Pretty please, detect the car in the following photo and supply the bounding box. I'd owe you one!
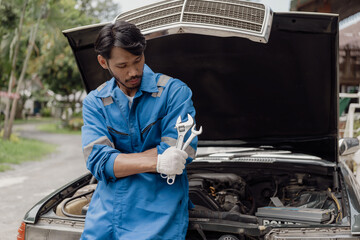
[17,0,360,239]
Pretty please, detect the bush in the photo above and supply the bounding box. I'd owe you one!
[68,117,83,130]
[41,107,52,117]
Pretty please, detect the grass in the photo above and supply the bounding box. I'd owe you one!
[0,137,56,172]
[13,117,54,125]
[0,117,81,172]
[37,122,81,135]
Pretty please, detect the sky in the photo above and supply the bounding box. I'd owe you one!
[117,0,292,13]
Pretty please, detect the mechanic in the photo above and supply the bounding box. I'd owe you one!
[80,20,197,239]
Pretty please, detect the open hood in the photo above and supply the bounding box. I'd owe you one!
[63,2,339,162]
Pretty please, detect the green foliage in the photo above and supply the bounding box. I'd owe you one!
[0,130,20,143]
[1,0,119,98]
[72,111,82,118]
[0,1,18,36]
[0,136,56,172]
[40,107,52,117]
[30,0,98,97]
[0,0,119,139]
[68,117,83,130]
[0,1,19,89]
[77,0,120,22]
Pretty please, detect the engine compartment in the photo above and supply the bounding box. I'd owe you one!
[55,163,343,231]
[188,171,341,226]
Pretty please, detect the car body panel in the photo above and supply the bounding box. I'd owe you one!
[339,161,360,233]
[23,173,91,224]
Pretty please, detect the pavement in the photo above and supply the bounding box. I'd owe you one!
[0,122,88,240]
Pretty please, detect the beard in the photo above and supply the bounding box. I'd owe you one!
[115,75,142,90]
[107,66,142,90]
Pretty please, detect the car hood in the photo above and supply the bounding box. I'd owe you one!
[63,10,339,162]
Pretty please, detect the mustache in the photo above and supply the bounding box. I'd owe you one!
[125,75,142,82]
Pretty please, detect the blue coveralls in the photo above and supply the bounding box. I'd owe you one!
[81,64,197,240]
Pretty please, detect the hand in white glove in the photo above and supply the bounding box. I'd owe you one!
[157,146,188,175]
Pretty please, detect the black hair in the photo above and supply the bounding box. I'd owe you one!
[94,21,146,59]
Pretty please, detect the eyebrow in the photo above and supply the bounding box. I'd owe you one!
[114,55,142,66]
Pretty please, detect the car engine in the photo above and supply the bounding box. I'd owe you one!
[56,170,341,228]
[187,171,341,226]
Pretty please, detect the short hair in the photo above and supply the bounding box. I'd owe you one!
[94,21,146,59]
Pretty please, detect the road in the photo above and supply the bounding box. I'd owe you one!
[0,122,88,240]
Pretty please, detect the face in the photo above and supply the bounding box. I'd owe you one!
[98,47,145,96]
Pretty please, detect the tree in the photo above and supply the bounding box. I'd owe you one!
[77,0,120,22]
[33,0,98,124]
[0,1,18,88]
[1,0,119,140]
[2,0,37,140]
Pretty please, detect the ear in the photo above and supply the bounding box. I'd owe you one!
[97,55,109,69]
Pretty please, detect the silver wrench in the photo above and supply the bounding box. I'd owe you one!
[182,124,203,151]
[175,114,194,149]
[162,114,194,185]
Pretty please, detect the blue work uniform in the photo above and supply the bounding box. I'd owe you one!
[81,64,197,240]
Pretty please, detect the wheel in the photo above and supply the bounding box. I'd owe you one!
[218,235,239,240]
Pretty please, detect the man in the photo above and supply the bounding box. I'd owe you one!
[81,20,197,239]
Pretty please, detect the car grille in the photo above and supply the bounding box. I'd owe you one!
[117,1,183,29]
[183,0,264,32]
[116,0,272,43]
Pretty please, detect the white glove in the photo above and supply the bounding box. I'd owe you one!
[157,146,188,175]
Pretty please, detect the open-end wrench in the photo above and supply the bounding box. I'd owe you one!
[163,114,194,185]
[175,114,194,150]
[182,124,203,151]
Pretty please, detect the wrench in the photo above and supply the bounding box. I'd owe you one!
[182,124,203,151]
[162,114,194,185]
[175,114,194,149]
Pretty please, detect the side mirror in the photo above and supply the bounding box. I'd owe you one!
[339,137,360,156]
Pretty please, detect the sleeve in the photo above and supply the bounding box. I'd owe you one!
[157,81,198,164]
[81,95,120,183]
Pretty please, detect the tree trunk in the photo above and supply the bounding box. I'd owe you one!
[3,0,28,140]
[3,3,42,139]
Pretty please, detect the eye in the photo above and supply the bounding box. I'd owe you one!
[135,55,143,63]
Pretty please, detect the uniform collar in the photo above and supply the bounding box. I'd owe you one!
[139,64,158,94]
[95,64,159,98]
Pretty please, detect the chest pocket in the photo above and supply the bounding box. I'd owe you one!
[102,96,131,152]
[141,74,171,143]
[107,126,131,152]
[141,117,163,142]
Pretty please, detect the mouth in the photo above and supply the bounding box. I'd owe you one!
[127,77,141,85]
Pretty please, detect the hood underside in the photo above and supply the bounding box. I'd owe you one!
[63,3,339,162]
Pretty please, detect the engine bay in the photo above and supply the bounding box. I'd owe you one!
[55,163,343,231]
[187,171,341,226]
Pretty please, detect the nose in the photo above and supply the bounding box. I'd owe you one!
[128,66,139,78]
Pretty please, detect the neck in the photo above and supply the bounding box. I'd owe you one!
[116,81,137,97]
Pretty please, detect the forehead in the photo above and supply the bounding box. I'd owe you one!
[109,47,139,63]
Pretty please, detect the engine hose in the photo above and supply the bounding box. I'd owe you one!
[325,212,335,224]
[222,186,256,215]
[327,188,342,222]
[189,207,258,224]
[61,189,95,218]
